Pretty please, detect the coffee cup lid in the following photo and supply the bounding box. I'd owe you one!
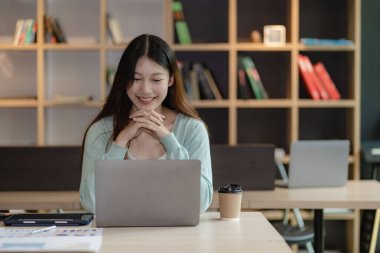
[218,184,242,193]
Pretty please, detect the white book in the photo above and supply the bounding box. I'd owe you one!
[107,17,124,44]
[13,19,25,45]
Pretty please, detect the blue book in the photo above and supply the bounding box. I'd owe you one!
[300,38,353,46]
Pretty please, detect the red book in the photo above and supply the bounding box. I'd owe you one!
[298,55,320,100]
[303,55,329,100]
[314,62,341,100]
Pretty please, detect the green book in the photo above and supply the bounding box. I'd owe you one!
[244,56,269,99]
[241,56,264,99]
[172,0,192,44]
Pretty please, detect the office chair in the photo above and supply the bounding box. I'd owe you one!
[361,143,380,253]
[272,148,315,253]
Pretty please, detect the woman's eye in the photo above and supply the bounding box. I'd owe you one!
[133,78,141,81]
[153,79,163,83]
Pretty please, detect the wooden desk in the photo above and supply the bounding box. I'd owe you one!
[97,212,292,253]
[0,191,81,210]
[3,180,380,252]
[210,180,380,253]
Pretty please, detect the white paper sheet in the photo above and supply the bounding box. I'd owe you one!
[0,228,102,252]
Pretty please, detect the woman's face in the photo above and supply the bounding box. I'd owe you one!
[127,56,173,113]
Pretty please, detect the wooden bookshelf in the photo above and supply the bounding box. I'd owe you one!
[0,0,360,251]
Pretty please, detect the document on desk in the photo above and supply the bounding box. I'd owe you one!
[0,228,102,252]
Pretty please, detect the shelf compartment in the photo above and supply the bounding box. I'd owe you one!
[107,0,165,44]
[237,0,291,43]
[299,0,350,41]
[0,51,37,99]
[0,0,37,44]
[237,108,290,152]
[45,107,99,145]
[0,108,37,145]
[175,51,229,99]
[237,51,291,99]
[298,51,353,100]
[173,0,228,44]
[298,108,352,142]
[45,0,100,44]
[44,51,101,101]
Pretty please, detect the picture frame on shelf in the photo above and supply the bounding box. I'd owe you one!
[263,25,286,46]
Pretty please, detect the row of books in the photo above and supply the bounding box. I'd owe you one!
[107,54,340,101]
[13,19,37,45]
[13,16,67,44]
[179,61,223,100]
[238,56,269,100]
[298,54,341,100]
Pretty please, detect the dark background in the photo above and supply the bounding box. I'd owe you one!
[361,0,380,147]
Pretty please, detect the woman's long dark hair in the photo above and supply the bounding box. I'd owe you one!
[82,34,200,151]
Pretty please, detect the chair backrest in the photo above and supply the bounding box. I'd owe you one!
[0,146,82,191]
[211,144,276,190]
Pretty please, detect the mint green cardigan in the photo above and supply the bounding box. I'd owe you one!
[80,113,213,214]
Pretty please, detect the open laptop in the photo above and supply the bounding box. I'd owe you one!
[211,144,276,190]
[95,160,200,227]
[277,140,350,188]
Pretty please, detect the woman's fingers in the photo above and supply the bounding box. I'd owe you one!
[130,110,165,125]
[150,110,165,123]
[133,117,159,132]
[129,110,148,119]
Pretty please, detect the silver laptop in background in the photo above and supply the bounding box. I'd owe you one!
[95,160,201,227]
[279,140,350,188]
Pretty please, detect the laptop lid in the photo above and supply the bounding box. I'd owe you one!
[0,146,81,191]
[95,160,200,227]
[211,144,276,190]
[287,140,349,188]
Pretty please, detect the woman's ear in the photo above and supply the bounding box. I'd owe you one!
[168,75,174,87]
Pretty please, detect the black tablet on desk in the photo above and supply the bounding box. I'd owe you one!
[3,213,93,226]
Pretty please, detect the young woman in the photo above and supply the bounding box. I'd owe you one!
[80,34,213,214]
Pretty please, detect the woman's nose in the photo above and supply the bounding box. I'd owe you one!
[140,81,151,93]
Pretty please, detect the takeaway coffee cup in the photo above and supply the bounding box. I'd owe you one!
[218,184,243,220]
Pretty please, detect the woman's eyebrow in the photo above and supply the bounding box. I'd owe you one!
[134,72,164,76]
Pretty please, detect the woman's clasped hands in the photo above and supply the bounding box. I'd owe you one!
[130,109,170,137]
[115,109,171,148]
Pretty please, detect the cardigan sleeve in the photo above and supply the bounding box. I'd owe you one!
[79,120,128,213]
